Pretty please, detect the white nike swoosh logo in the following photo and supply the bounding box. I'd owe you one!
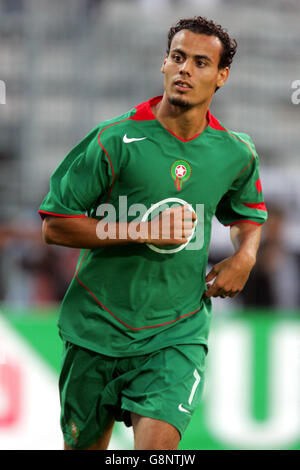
[123,134,147,143]
[178,404,191,414]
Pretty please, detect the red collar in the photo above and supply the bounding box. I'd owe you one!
[132,95,226,141]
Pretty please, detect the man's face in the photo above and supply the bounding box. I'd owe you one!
[161,29,229,109]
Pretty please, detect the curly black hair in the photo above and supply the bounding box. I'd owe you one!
[167,16,237,70]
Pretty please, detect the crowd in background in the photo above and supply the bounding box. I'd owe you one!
[0,213,80,309]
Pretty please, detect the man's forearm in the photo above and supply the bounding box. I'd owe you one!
[42,205,196,249]
[230,222,262,266]
[42,216,147,249]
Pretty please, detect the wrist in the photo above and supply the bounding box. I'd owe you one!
[234,249,256,268]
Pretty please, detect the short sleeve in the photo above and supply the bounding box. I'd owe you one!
[215,137,268,226]
[38,127,114,220]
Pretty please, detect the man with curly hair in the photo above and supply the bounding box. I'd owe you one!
[39,16,267,450]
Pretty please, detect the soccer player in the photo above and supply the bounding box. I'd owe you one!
[39,17,267,450]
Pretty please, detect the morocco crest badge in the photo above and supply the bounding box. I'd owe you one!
[171,160,192,191]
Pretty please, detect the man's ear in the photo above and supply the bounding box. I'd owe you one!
[216,66,230,89]
[161,54,168,73]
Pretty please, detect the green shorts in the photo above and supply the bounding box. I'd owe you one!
[59,341,207,449]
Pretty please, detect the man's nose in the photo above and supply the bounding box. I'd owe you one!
[179,59,192,76]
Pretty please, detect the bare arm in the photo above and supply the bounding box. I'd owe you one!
[230,222,262,267]
[42,205,196,249]
[205,222,262,298]
[42,215,140,248]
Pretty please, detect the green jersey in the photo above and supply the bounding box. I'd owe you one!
[39,95,267,357]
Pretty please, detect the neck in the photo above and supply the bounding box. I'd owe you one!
[152,93,211,141]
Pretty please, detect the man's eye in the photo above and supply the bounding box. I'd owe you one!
[173,55,181,62]
[197,61,205,67]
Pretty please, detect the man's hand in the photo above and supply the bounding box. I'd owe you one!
[143,204,197,246]
[204,222,263,299]
[204,252,256,299]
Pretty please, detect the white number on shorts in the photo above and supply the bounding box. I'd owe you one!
[188,368,201,405]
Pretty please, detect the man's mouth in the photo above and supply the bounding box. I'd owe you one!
[174,80,193,91]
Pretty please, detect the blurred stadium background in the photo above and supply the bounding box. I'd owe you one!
[0,0,299,450]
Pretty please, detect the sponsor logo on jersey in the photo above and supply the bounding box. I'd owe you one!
[123,134,147,143]
[171,160,191,191]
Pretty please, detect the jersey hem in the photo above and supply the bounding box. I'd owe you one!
[58,327,208,358]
